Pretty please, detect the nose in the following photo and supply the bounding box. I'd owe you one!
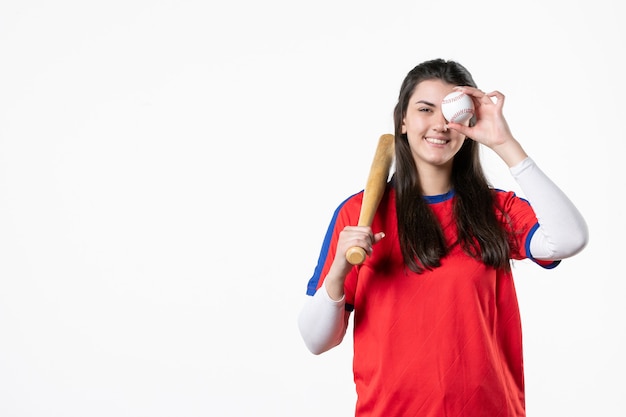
[433,112,448,132]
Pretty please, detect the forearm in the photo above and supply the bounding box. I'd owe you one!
[491,135,528,168]
[297,282,350,355]
[511,157,589,259]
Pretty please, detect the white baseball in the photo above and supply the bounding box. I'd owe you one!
[441,91,474,124]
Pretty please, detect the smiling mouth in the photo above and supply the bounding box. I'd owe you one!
[425,137,449,145]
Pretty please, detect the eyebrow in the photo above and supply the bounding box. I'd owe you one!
[414,100,436,107]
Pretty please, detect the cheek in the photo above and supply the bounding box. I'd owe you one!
[452,136,467,152]
[406,135,423,153]
[402,117,423,135]
[450,129,466,141]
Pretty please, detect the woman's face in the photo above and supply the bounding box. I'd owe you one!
[401,79,469,170]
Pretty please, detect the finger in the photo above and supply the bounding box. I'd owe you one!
[485,90,505,105]
[454,85,485,99]
[348,231,374,253]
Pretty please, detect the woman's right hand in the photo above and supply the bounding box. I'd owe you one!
[324,226,385,300]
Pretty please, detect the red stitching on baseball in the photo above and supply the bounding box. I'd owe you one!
[450,108,473,123]
[442,92,466,105]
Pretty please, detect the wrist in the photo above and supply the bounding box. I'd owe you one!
[491,138,527,167]
[324,275,346,302]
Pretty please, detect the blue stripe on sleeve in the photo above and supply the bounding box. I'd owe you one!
[305,193,359,296]
[525,222,561,269]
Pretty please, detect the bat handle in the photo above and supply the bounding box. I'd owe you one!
[346,246,366,265]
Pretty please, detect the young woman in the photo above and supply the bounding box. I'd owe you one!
[298,58,589,417]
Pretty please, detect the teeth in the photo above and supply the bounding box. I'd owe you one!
[426,137,447,145]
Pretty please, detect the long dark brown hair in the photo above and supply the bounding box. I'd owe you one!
[392,58,511,273]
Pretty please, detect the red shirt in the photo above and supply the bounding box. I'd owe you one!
[306,185,558,417]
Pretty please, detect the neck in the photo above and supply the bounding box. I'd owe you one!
[418,164,452,196]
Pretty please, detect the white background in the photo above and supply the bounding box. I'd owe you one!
[1,1,623,416]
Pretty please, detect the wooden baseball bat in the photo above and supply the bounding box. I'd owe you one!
[345,133,395,265]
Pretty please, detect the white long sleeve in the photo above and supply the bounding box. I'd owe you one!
[510,157,589,259]
[297,282,350,355]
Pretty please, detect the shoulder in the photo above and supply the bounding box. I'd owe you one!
[326,190,364,229]
[338,182,395,211]
[492,188,531,209]
[336,189,363,212]
[491,188,539,231]
[333,183,395,224]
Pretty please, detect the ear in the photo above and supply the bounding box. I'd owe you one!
[401,118,407,134]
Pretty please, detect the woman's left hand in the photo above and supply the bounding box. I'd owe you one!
[447,86,515,149]
[448,86,528,167]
